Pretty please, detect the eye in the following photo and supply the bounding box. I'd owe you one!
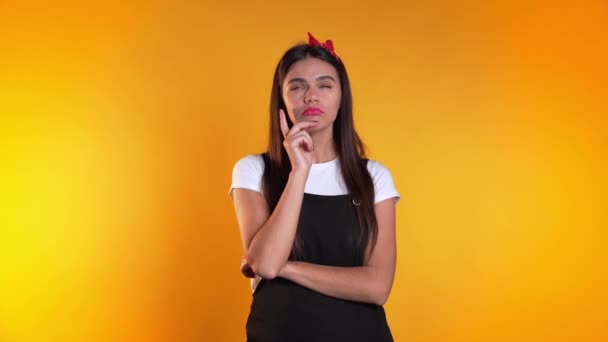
[289,86,303,91]
[320,85,332,89]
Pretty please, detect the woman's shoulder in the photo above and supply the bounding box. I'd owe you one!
[229,154,266,198]
[233,154,265,172]
[364,158,400,204]
[365,158,393,177]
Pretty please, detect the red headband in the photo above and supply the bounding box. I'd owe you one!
[308,32,340,61]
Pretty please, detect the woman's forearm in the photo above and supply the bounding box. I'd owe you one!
[278,261,394,306]
[245,170,308,279]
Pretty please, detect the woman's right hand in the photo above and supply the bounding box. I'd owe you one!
[279,109,318,174]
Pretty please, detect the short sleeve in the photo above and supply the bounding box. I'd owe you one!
[367,160,400,204]
[228,154,265,199]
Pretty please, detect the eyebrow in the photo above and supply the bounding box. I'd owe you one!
[286,75,337,84]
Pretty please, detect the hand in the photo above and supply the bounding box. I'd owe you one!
[279,109,318,173]
[240,256,256,278]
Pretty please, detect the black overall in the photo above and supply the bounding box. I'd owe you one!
[246,191,394,341]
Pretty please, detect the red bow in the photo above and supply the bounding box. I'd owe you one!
[308,32,339,61]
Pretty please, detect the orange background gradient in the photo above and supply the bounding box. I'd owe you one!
[1,1,606,341]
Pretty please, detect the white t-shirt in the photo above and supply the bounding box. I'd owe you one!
[228,154,400,203]
[228,154,400,293]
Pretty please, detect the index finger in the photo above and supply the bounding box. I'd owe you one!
[288,120,320,136]
[279,109,289,138]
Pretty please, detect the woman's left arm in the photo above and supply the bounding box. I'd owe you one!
[277,198,397,306]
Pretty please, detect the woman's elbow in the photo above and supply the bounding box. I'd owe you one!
[251,264,279,280]
[373,291,390,306]
[245,254,281,280]
[371,282,393,306]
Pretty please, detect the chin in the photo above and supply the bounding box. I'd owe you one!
[310,123,329,133]
[299,115,321,121]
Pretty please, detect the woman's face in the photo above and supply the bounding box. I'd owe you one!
[282,57,341,133]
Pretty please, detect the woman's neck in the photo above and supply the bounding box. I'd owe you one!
[310,129,338,164]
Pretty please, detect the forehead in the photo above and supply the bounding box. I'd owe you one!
[284,57,339,82]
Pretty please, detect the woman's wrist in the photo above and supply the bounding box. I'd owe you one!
[278,261,295,278]
[289,168,310,180]
[287,170,309,193]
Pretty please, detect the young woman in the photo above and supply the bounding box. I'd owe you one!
[229,32,400,341]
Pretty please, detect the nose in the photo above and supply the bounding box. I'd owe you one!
[304,87,318,104]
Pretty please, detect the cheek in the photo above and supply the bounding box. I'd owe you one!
[284,93,300,109]
[282,98,298,121]
[330,92,342,110]
[283,98,296,116]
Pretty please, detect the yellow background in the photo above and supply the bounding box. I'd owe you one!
[1,0,606,341]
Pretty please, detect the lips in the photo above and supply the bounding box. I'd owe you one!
[302,107,323,116]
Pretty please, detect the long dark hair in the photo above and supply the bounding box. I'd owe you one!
[262,42,378,262]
